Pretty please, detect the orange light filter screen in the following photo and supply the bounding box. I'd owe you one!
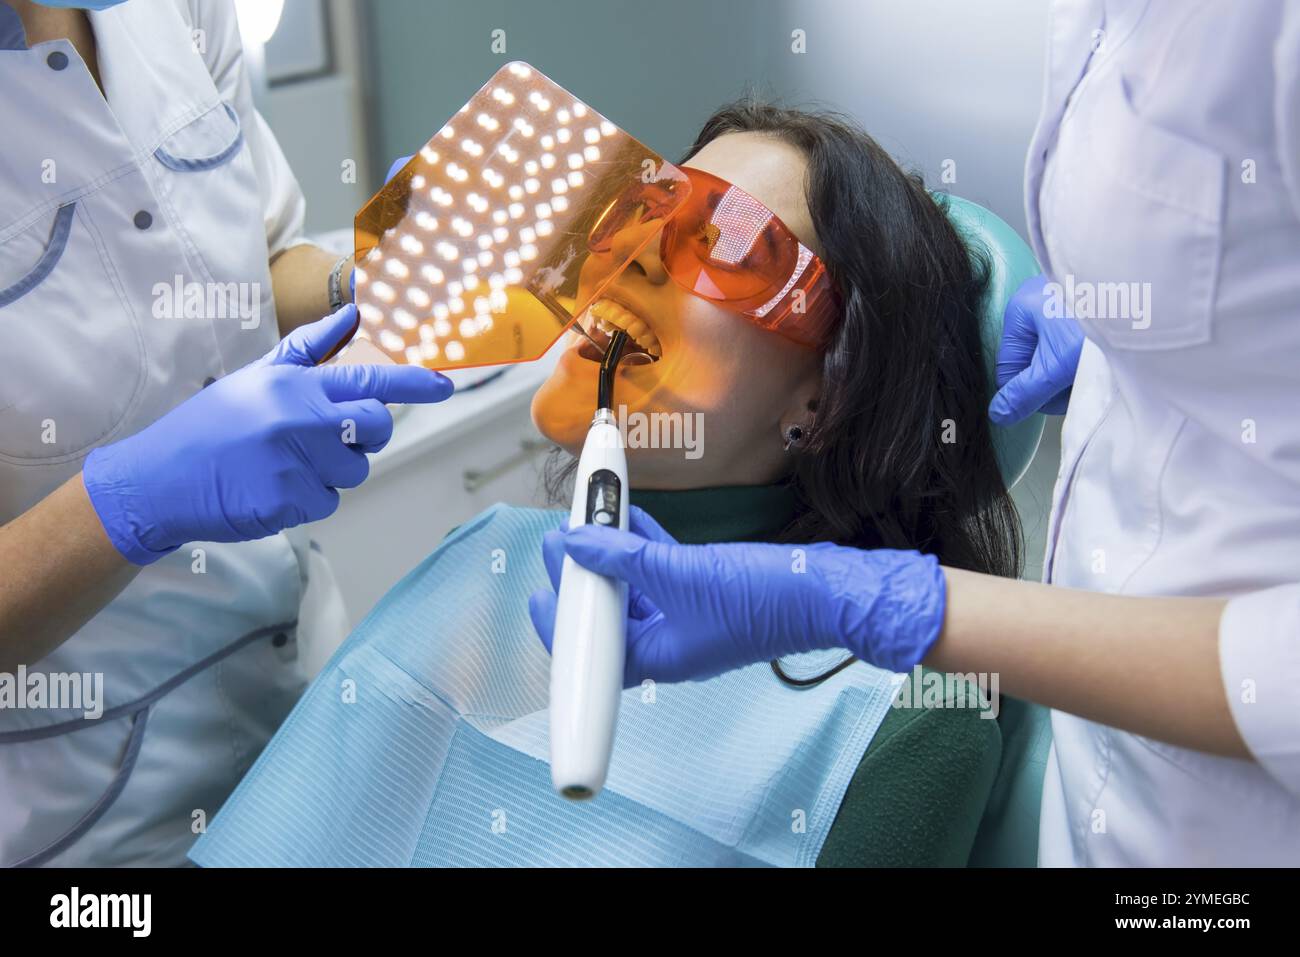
[353,61,690,372]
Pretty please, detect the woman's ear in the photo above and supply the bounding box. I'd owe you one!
[778,364,822,441]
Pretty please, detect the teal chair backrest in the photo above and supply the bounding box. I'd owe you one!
[939,194,1046,489]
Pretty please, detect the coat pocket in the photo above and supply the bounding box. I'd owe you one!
[1049,67,1225,352]
[149,102,268,306]
[0,202,145,461]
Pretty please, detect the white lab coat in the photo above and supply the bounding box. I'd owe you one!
[0,0,347,865]
[1028,0,1300,865]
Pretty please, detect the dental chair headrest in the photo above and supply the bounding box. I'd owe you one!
[938,193,1046,489]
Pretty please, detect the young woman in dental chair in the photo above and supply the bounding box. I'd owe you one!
[189,100,1042,868]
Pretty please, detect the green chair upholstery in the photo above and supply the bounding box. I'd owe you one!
[818,669,1001,866]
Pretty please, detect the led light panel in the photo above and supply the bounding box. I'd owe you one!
[353,61,691,371]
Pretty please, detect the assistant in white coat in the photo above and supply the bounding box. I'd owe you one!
[0,0,350,866]
[1026,0,1300,865]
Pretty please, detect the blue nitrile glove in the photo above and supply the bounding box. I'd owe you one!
[387,155,414,183]
[988,274,1086,426]
[528,506,946,685]
[83,305,453,565]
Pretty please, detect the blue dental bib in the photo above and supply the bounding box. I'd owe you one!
[190,504,901,867]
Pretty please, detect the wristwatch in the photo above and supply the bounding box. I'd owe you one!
[328,255,350,311]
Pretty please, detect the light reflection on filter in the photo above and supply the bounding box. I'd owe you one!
[351,61,692,371]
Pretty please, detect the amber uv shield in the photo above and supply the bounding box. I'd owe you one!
[351,61,692,372]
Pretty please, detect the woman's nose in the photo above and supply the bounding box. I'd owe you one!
[611,219,669,285]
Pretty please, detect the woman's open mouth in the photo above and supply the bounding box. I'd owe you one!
[575,297,662,364]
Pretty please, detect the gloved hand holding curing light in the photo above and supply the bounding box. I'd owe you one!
[988,274,1085,425]
[83,305,454,565]
[529,506,947,683]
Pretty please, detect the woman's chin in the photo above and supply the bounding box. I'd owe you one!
[531,341,691,460]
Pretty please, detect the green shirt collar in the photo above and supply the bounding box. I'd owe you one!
[628,483,798,545]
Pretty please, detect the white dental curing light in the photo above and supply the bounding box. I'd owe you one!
[549,331,634,800]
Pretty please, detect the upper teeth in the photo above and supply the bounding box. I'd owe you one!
[588,298,661,358]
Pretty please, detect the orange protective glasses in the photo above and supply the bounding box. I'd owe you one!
[587,166,840,347]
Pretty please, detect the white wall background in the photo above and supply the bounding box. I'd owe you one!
[768,0,1051,234]
[260,0,373,233]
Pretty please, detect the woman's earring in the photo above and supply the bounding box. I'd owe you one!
[783,424,805,452]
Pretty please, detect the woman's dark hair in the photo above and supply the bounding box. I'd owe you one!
[547,98,1021,582]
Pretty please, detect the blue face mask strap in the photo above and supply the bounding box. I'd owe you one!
[1,620,296,867]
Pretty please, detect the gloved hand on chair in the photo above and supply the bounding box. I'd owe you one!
[988,274,1085,425]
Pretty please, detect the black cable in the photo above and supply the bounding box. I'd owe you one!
[597,330,630,410]
[770,654,858,688]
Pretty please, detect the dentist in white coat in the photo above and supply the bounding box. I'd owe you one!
[0,0,450,866]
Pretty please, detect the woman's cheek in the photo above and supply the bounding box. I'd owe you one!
[669,312,812,425]
[530,376,587,454]
[647,303,747,411]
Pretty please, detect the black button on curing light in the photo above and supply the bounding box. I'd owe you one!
[47,51,69,71]
[133,210,153,230]
[271,633,288,648]
[585,468,622,527]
